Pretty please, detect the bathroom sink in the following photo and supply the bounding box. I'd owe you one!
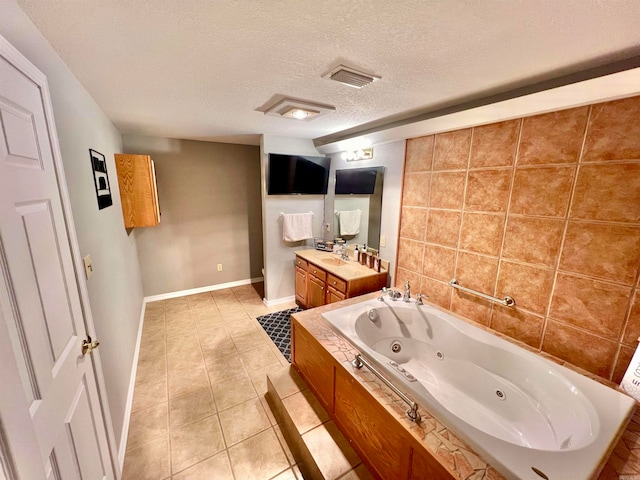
[320,257,348,267]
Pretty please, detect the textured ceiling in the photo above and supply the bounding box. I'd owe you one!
[17,0,640,146]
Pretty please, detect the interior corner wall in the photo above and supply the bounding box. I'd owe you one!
[1,0,145,450]
[121,135,263,297]
[260,136,326,304]
[325,141,406,287]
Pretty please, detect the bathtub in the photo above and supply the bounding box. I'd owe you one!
[321,298,635,480]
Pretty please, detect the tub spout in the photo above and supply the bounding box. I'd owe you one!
[403,281,411,302]
[378,287,401,301]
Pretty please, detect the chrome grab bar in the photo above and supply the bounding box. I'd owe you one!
[352,353,421,423]
[448,278,515,307]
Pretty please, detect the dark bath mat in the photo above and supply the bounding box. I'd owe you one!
[256,307,302,362]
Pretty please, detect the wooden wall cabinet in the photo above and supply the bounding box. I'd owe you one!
[114,153,160,228]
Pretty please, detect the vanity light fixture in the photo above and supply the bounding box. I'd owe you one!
[264,98,335,121]
[342,147,374,161]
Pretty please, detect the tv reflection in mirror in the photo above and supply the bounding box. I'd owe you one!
[267,153,331,195]
[334,166,384,250]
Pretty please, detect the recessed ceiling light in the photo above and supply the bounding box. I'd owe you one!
[264,98,335,121]
[322,64,381,89]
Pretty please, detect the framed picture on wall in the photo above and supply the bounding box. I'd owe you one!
[89,149,113,210]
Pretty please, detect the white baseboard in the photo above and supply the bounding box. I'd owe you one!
[144,277,264,302]
[263,295,296,307]
[118,298,147,469]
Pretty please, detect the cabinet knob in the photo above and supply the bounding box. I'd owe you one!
[333,281,337,285]
[313,270,317,274]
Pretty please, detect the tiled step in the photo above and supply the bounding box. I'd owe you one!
[266,366,374,480]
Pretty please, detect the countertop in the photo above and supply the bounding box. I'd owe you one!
[295,248,388,282]
[291,293,640,480]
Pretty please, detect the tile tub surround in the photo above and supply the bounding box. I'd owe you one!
[396,94,640,382]
[122,284,305,480]
[293,292,640,480]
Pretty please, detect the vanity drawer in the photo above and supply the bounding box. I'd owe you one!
[295,256,308,271]
[327,274,346,294]
[308,264,327,282]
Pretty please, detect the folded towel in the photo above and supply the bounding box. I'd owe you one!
[282,213,313,242]
[338,210,361,235]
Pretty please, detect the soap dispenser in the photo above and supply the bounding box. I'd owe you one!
[353,245,359,262]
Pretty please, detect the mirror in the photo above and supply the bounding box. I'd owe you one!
[332,166,384,250]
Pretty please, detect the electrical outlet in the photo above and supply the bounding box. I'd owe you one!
[83,255,93,279]
[380,235,386,247]
[217,264,223,271]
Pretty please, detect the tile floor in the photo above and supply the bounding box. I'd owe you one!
[122,283,302,480]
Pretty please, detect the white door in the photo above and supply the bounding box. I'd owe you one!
[0,39,115,479]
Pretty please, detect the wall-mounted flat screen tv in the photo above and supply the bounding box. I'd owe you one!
[268,153,331,195]
[335,167,380,195]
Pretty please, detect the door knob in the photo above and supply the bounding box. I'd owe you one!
[81,335,100,356]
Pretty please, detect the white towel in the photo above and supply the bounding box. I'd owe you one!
[282,213,313,242]
[338,210,361,235]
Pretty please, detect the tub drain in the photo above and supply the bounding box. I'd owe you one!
[436,351,444,360]
[495,389,506,400]
[391,342,402,353]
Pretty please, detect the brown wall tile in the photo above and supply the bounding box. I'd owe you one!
[454,251,498,294]
[402,172,430,207]
[510,166,575,217]
[502,216,564,267]
[496,261,554,315]
[451,291,492,326]
[420,276,452,309]
[459,213,505,257]
[582,96,640,162]
[560,221,640,285]
[399,207,427,241]
[549,273,632,340]
[425,210,461,248]
[612,345,635,384]
[490,305,544,348]
[433,129,471,170]
[429,171,466,209]
[405,136,434,172]
[422,244,456,282]
[570,163,640,223]
[622,290,640,346]
[464,169,512,213]
[397,238,425,273]
[469,120,520,169]
[542,320,617,378]
[518,107,588,165]
[395,267,422,292]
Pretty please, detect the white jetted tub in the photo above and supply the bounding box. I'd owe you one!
[321,298,635,480]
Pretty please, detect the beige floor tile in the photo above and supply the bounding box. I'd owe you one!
[240,344,279,371]
[200,330,239,363]
[274,423,300,465]
[212,372,257,411]
[132,377,167,413]
[302,421,361,480]
[170,415,225,473]
[282,389,329,436]
[122,435,170,480]
[138,336,166,363]
[216,301,244,314]
[135,355,167,387]
[172,450,234,479]
[219,397,271,446]
[231,329,267,352]
[127,402,168,449]
[226,319,260,337]
[169,387,216,429]
[248,361,281,395]
[166,317,197,338]
[270,468,298,480]
[145,300,165,312]
[168,364,210,399]
[267,366,307,399]
[206,354,246,383]
[195,313,224,331]
[228,428,289,480]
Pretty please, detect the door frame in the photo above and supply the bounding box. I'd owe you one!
[0,34,119,479]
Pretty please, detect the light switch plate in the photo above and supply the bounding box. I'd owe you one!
[380,235,386,247]
[83,255,93,279]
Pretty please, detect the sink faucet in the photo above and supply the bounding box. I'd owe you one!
[378,287,401,301]
[403,281,411,302]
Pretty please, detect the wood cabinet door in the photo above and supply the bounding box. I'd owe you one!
[326,286,345,304]
[307,274,326,308]
[334,367,411,480]
[410,446,455,480]
[295,266,307,306]
[291,320,335,412]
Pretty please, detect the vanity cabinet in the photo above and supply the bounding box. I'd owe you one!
[114,153,160,228]
[294,251,387,309]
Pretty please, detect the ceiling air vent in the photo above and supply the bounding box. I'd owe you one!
[322,65,380,89]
